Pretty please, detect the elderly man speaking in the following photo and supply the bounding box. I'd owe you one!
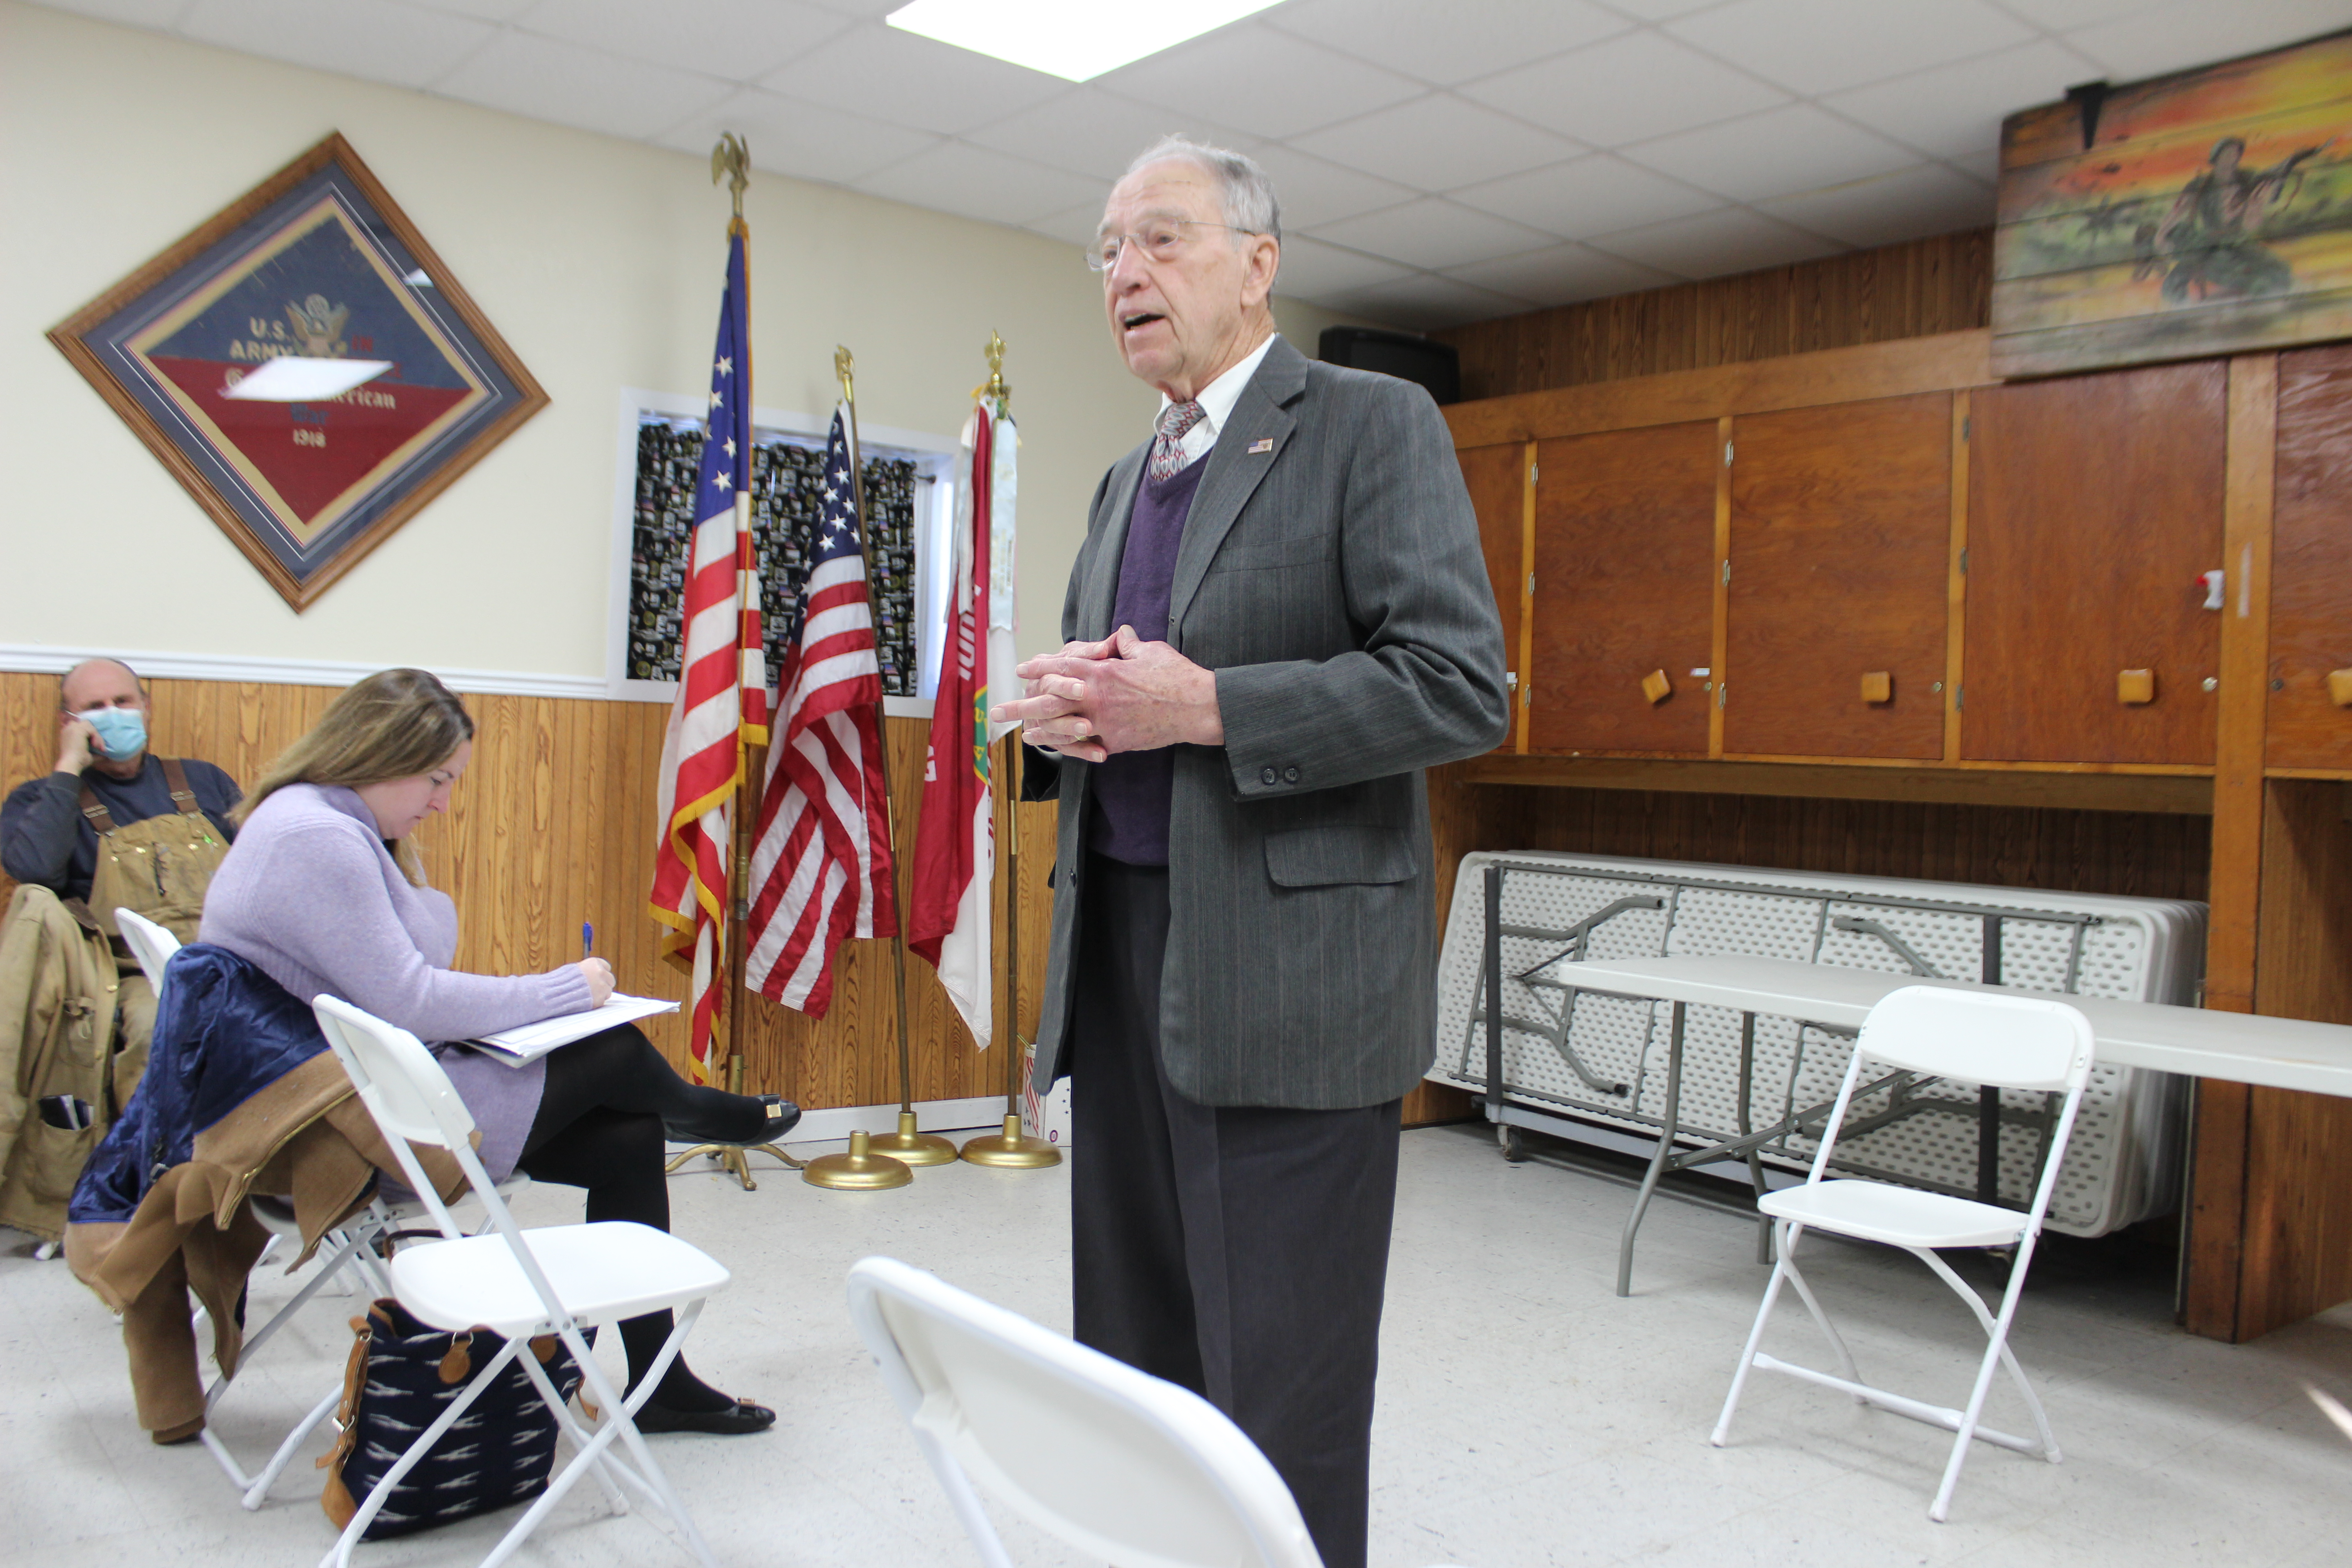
[995,137,1508,1567]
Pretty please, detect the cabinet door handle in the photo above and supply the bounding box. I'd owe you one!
[1860,671,1892,705]
[2118,669,2156,705]
[2328,669,2352,708]
[1640,669,1672,705]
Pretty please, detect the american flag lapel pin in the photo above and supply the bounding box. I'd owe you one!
[1249,437,1274,454]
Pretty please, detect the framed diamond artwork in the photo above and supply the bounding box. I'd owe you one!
[48,132,546,609]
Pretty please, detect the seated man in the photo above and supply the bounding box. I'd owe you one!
[0,659,241,1241]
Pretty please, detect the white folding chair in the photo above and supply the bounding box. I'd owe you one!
[1710,984,2098,1521]
[848,1256,1460,1568]
[118,908,396,1506]
[312,994,727,1568]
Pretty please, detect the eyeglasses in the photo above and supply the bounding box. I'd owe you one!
[1085,218,1260,273]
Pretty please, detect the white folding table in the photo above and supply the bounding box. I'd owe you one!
[1506,954,2352,1294]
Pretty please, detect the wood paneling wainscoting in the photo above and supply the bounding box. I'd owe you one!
[1,672,1466,1128]
[0,672,1023,1112]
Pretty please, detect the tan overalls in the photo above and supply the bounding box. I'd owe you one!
[78,758,233,1105]
[0,761,230,1239]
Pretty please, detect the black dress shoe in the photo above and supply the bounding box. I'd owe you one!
[632,1397,777,1436]
[753,1094,801,1142]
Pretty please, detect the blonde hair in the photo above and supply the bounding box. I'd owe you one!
[238,668,475,886]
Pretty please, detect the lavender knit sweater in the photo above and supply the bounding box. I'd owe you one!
[200,782,592,1179]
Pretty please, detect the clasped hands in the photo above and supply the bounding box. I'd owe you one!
[988,626,1222,763]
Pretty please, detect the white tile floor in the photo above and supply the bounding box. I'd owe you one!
[5,1122,2350,1568]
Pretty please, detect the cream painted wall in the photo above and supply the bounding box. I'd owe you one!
[0,1,1371,678]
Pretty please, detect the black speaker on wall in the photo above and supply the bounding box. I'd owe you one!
[1318,326,1461,406]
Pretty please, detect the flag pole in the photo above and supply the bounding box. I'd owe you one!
[664,131,804,1189]
[961,334,1058,1169]
[806,344,952,1186]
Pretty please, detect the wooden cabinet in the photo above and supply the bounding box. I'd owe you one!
[1455,441,1526,752]
[1528,422,1715,755]
[1962,362,2226,765]
[1725,394,1951,760]
[1436,330,2352,1346]
[2268,345,2352,771]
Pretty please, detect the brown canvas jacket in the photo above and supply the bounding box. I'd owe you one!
[0,884,128,1240]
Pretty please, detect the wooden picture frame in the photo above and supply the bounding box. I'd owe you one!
[1994,29,2352,377]
[48,133,546,610]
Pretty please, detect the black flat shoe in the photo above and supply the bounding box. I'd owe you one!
[632,1397,776,1436]
[752,1094,801,1143]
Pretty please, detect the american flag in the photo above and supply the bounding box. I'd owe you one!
[648,222,764,1082]
[742,403,897,1014]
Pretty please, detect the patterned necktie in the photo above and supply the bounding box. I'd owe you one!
[1150,399,1206,483]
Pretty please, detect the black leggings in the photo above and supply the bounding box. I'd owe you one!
[513,1025,764,1400]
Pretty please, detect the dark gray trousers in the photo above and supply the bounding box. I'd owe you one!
[1068,853,1402,1568]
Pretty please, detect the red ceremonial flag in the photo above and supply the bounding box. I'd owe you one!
[648,224,763,1083]
[741,403,897,1015]
[910,403,997,1044]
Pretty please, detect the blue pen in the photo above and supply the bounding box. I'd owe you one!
[583,922,594,959]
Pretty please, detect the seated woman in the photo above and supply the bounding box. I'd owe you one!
[201,667,794,1436]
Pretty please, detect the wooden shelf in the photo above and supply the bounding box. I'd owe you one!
[1456,754,2213,814]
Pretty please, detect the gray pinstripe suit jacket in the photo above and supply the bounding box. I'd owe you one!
[1027,336,1509,1110]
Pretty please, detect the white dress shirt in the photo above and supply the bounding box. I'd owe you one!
[1158,333,1278,473]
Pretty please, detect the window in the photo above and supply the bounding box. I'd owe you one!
[611,391,957,707]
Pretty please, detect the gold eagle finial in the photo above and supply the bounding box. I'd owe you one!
[710,133,750,223]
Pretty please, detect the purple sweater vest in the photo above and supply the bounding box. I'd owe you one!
[1088,455,1209,866]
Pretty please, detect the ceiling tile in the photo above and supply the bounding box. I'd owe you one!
[851,141,1107,226]
[1323,273,1534,331]
[1593,0,1728,16]
[403,0,538,19]
[1823,39,2104,161]
[1272,235,1417,298]
[1308,197,1557,271]
[1264,0,1629,87]
[1292,94,1586,194]
[1460,30,1790,148]
[963,89,1256,182]
[1949,146,2000,182]
[1242,145,1420,230]
[1665,0,2036,98]
[1442,242,1679,307]
[1450,153,1722,240]
[430,29,733,139]
[1993,0,2176,25]
[759,23,1068,136]
[1097,23,1424,141]
[177,0,493,89]
[30,0,201,27]
[2060,0,2352,82]
[511,0,850,83]
[1024,202,1109,247]
[1760,162,1994,247]
[1589,206,1844,278]
[650,88,941,186]
[1621,103,1918,201]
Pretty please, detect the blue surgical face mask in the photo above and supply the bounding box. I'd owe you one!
[77,706,147,762]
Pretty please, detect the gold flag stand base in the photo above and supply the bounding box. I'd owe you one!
[960,1112,1060,1169]
[866,1109,960,1166]
[662,1056,804,1191]
[662,1139,803,1191]
[804,1128,913,1190]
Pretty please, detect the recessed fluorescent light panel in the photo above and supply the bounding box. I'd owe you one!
[886,0,1282,82]
[220,357,393,402]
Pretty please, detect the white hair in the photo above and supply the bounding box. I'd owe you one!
[1123,135,1281,243]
